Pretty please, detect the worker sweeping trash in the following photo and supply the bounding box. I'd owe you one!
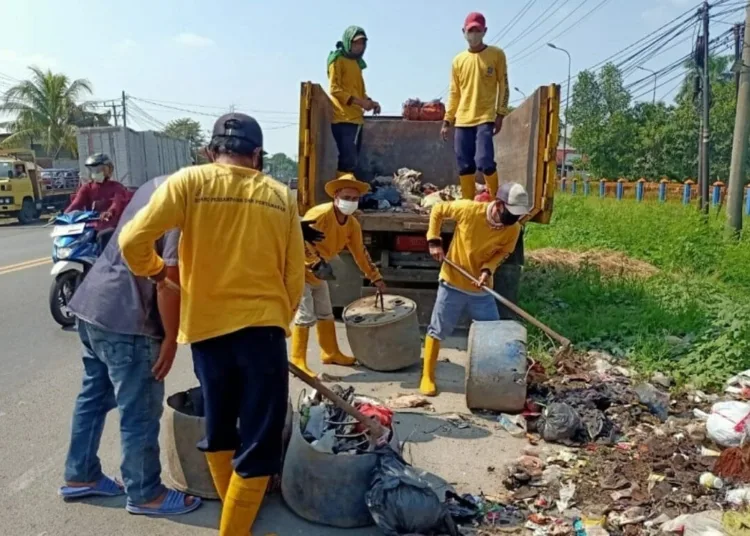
[291,174,386,377]
[441,12,510,200]
[119,113,305,536]
[420,182,529,397]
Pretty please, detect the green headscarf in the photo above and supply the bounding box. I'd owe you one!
[326,26,367,69]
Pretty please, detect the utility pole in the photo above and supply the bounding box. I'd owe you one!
[700,2,710,215]
[734,23,743,98]
[548,43,572,178]
[112,101,118,127]
[726,3,750,237]
[637,66,657,104]
[121,91,128,129]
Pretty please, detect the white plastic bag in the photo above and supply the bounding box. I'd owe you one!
[661,511,723,535]
[705,401,750,447]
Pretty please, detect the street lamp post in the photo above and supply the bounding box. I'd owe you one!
[514,86,527,100]
[548,43,571,178]
[637,66,658,104]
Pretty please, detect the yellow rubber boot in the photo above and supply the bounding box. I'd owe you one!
[290,325,315,377]
[205,451,234,502]
[317,319,355,366]
[419,336,441,396]
[219,473,269,536]
[484,171,499,198]
[459,174,476,200]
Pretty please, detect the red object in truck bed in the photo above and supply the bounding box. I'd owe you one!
[394,234,428,252]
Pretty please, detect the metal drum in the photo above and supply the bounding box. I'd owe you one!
[162,387,293,499]
[465,320,528,413]
[342,294,421,372]
[281,412,399,528]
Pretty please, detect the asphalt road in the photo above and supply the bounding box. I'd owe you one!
[0,221,525,536]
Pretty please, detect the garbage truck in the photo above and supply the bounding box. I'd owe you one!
[296,82,560,325]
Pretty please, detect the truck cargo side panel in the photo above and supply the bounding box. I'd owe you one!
[309,85,338,207]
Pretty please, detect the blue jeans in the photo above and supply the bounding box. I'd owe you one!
[64,320,165,505]
[454,122,497,176]
[427,282,500,340]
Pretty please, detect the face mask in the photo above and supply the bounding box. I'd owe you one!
[465,31,484,47]
[91,171,105,183]
[500,209,520,226]
[336,199,359,215]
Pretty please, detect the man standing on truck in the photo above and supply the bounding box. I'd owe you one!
[441,12,510,201]
[119,113,305,536]
[59,175,201,517]
[328,26,381,177]
[419,182,529,397]
[66,153,130,231]
[291,174,385,377]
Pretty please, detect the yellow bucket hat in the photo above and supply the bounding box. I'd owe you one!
[324,173,371,198]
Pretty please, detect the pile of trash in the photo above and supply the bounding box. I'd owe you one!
[478,351,750,535]
[298,384,394,455]
[361,167,484,213]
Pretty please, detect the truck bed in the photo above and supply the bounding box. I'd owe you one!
[357,210,454,233]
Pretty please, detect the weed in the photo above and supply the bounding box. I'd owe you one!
[521,195,750,389]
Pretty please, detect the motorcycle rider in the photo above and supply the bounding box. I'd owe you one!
[66,154,130,246]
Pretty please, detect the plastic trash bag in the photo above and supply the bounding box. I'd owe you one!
[539,403,581,443]
[634,383,670,422]
[365,449,459,536]
[661,511,723,535]
[706,401,750,448]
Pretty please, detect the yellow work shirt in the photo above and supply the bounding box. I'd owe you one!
[119,163,306,343]
[328,57,367,124]
[427,200,520,293]
[302,202,381,285]
[445,45,510,127]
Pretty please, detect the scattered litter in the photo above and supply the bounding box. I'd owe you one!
[706,400,750,447]
[633,382,670,422]
[385,394,433,410]
[698,472,724,489]
[714,444,750,482]
[555,482,575,512]
[725,487,750,506]
[661,511,723,534]
[498,413,527,437]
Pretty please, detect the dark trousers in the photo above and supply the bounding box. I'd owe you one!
[454,122,497,176]
[191,326,288,478]
[331,122,362,174]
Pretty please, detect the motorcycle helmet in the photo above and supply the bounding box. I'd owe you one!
[85,153,113,183]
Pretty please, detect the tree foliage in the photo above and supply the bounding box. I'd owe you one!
[567,56,749,182]
[0,66,93,157]
[264,152,297,182]
[163,117,206,154]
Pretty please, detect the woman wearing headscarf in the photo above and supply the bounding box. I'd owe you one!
[327,26,380,177]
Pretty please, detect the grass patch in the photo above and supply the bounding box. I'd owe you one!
[519,195,750,389]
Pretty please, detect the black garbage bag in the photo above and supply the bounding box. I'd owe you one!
[539,402,582,443]
[365,449,459,536]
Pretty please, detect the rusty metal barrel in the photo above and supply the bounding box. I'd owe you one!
[465,320,528,413]
[342,294,421,371]
[162,387,293,499]
[281,412,399,528]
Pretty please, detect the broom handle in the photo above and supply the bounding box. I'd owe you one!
[442,257,571,348]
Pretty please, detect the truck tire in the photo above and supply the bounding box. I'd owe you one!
[17,198,37,225]
[49,271,79,327]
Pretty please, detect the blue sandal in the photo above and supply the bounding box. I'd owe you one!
[59,475,124,500]
[126,489,202,516]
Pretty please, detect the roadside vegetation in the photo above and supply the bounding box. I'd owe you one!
[520,195,750,389]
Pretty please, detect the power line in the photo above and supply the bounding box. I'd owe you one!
[504,0,574,50]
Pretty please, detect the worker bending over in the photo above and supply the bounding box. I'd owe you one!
[119,113,305,536]
[442,12,510,200]
[420,182,529,396]
[291,174,385,377]
[328,26,380,177]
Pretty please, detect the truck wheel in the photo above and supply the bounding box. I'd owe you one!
[49,271,79,327]
[17,199,37,225]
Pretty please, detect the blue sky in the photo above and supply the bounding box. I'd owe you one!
[2,0,745,156]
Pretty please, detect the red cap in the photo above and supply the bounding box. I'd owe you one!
[464,12,486,31]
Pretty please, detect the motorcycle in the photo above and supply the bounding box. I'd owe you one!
[48,210,102,327]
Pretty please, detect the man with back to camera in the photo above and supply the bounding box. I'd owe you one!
[59,174,200,516]
[119,112,306,536]
[442,12,510,200]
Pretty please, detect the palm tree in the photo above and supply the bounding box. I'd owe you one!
[677,55,733,104]
[0,66,93,157]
